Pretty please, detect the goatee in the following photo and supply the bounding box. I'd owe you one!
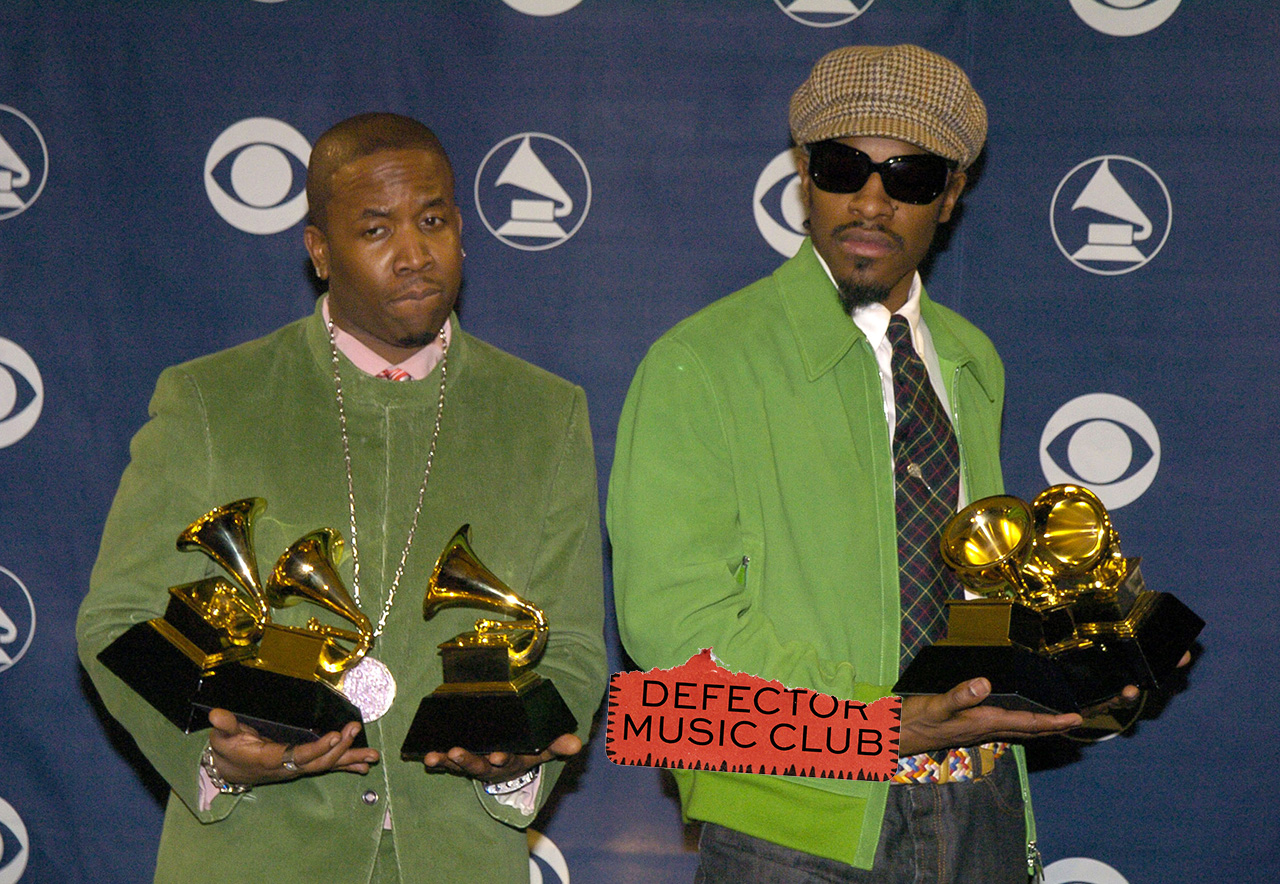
[836,279,892,315]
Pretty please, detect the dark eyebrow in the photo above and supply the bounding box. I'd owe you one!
[356,195,449,219]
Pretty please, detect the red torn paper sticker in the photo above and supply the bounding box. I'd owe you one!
[606,649,901,780]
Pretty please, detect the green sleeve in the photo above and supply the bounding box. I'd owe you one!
[499,384,606,816]
[76,367,240,821]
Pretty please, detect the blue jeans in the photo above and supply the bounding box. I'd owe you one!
[694,758,1028,884]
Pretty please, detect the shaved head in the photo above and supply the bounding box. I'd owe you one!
[306,112,452,231]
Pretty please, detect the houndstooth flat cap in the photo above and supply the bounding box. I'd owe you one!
[789,44,987,170]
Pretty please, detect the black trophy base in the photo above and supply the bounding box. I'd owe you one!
[894,644,1082,714]
[193,663,367,747]
[96,622,366,746]
[400,678,577,759]
[1053,591,1204,707]
[98,621,219,733]
[893,591,1205,715]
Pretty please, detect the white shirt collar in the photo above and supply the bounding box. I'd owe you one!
[809,248,924,349]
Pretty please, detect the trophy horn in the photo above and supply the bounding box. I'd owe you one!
[1028,484,1127,594]
[425,525,548,670]
[265,528,372,676]
[939,495,1036,598]
[176,498,270,625]
[1031,485,1116,572]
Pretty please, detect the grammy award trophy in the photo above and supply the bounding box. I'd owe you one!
[894,484,1203,717]
[98,498,374,746]
[400,525,577,758]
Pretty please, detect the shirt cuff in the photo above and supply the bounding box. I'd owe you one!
[197,763,218,812]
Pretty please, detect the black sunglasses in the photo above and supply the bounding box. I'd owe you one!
[805,140,954,205]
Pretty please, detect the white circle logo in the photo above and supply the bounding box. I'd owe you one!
[0,798,29,884]
[1050,155,1171,275]
[475,133,591,251]
[753,149,807,257]
[0,566,36,674]
[0,106,49,221]
[503,0,585,14]
[0,338,43,449]
[528,829,570,884]
[774,0,875,28]
[1043,856,1131,884]
[1041,393,1159,509]
[204,118,311,235]
[1069,0,1181,36]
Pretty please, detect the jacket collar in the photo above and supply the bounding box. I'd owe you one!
[776,239,861,382]
[919,295,998,404]
[304,298,468,390]
[776,239,996,402]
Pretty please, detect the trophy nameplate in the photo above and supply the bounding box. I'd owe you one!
[400,525,577,758]
[98,498,371,746]
[894,485,1204,716]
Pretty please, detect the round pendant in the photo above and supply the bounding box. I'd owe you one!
[340,656,397,723]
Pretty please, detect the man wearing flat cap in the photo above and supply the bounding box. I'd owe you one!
[609,45,1083,881]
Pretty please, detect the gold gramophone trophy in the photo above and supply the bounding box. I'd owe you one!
[400,525,577,758]
[98,498,374,745]
[893,484,1203,715]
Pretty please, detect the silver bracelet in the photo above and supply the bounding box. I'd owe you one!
[483,767,539,795]
[201,742,251,795]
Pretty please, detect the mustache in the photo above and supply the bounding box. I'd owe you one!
[831,222,905,249]
[392,277,449,299]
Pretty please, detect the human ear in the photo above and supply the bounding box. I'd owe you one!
[303,225,330,280]
[937,170,967,224]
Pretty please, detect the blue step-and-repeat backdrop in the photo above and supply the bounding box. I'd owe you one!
[0,1,1273,882]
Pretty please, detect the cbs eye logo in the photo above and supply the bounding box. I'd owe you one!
[528,830,569,884]
[1069,0,1181,37]
[502,0,584,13]
[1042,856,1131,884]
[0,798,29,884]
[1040,393,1159,509]
[204,118,310,235]
[753,149,806,257]
[0,337,43,449]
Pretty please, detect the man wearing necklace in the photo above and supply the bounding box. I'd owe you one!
[77,112,607,884]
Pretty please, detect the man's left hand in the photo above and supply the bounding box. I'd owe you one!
[420,733,582,784]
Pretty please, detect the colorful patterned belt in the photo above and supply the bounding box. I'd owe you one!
[890,742,1009,784]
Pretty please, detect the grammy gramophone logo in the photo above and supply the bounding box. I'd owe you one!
[0,105,47,221]
[1050,155,1172,276]
[474,133,592,251]
[773,0,876,28]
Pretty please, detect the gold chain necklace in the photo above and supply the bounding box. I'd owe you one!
[326,318,449,722]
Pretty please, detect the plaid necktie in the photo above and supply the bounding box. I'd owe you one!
[376,367,413,381]
[887,316,961,671]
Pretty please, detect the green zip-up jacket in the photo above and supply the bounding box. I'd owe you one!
[608,240,1029,869]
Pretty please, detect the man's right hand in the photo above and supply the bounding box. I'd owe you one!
[898,678,1083,756]
[205,708,381,787]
